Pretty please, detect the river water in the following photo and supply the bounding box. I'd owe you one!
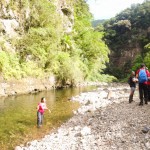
[0,86,95,150]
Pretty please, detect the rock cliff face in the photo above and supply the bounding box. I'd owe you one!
[103,1,150,78]
[0,0,74,46]
[110,42,142,69]
[105,27,149,78]
[55,0,74,34]
[0,0,75,97]
[109,27,150,70]
[0,1,25,53]
[0,77,56,97]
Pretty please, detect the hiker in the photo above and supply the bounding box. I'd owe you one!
[37,97,51,128]
[146,68,150,101]
[128,71,138,103]
[136,64,149,106]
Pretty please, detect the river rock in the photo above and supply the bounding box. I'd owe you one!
[142,126,150,133]
[14,146,22,150]
[81,126,91,136]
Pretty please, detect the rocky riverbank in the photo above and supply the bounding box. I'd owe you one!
[0,76,102,97]
[15,83,150,150]
[0,77,55,97]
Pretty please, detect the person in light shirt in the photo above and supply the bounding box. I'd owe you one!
[128,71,138,103]
[37,97,51,128]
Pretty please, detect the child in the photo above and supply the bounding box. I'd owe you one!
[128,71,138,103]
[37,97,51,128]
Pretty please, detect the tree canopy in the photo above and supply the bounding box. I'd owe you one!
[0,0,111,83]
[103,0,150,79]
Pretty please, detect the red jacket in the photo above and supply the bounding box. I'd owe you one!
[147,72,150,85]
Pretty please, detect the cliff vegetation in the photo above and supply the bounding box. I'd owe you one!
[101,0,150,79]
[0,0,113,85]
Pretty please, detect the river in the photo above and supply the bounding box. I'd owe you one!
[0,86,96,150]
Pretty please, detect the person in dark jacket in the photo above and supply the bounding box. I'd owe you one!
[128,71,138,103]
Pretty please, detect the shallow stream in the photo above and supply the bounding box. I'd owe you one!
[0,86,95,150]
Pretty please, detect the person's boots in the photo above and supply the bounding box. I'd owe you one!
[129,95,133,103]
[139,99,143,106]
[145,98,148,104]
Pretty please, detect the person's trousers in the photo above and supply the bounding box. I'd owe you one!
[129,87,135,103]
[37,111,44,127]
[148,85,150,101]
[139,83,148,104]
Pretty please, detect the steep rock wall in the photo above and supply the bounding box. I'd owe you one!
[0,0,75,97]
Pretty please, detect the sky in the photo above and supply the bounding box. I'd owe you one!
[86,0,144,20]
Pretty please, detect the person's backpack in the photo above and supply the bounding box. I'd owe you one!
[138,69,148,83]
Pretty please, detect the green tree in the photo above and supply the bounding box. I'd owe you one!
[103,0,150,79]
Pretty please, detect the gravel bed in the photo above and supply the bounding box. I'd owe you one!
[15,84,150,150]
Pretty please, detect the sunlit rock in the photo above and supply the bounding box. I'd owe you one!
[81,126,91,136]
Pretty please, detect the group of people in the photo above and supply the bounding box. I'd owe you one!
[128,63,150,105]
[36,64,150,128]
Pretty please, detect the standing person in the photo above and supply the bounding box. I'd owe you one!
[146,68,150,101]
[37,97,51,128]
[128,71,138,103]
[136,64,148,106]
